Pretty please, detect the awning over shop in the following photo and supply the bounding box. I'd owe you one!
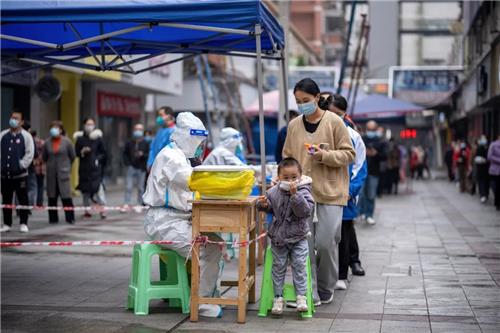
[1,0,284,74]
[351,94,424,120]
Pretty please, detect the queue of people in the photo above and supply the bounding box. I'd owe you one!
[1,79,374,318]
[446,136,500,210]
[10,76,493,320]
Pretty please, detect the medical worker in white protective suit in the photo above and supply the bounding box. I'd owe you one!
[142,112,223,318]
[203,127,246,166]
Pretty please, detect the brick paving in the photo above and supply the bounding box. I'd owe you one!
[1,177,499,332]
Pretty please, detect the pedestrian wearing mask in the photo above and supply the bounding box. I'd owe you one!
[455,141,471,193]
[43,121,76,224]
[283,78,355,305]
[474,135,489,203]
[147,106,176,170]
[257,157,315,314]
[487,135,500,210]
[0,110,34,233]
[122,123,149,211]
[31,130,46,206]
[320,92,367,289]
[74,118,107,219]
[358,120,385,225]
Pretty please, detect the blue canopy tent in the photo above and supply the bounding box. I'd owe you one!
[351,94,424,120]
[1,0,286,191]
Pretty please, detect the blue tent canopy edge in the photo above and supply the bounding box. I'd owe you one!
[1,0,284,73]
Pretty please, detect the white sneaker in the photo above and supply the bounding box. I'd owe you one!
[271,296,284,315]
[0,225,11,232]
[296,295,308,312]
[480,197,487,204]
[334,280,347,290]
[198,304,223,318]
[366,217,376,225]
[360,214,366,221]
[19,224,29,233]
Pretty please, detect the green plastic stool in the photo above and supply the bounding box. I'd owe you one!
[258,246,315,318]
[127,244,190,315]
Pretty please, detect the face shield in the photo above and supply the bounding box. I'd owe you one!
[170,112,208,159]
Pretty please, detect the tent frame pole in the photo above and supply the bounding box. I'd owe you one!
[0,34,58,49]
[62,24,148,49]
[158,23,251,36]
[109,28,237,70]
[255,24,266,195]
[280,50,289,124]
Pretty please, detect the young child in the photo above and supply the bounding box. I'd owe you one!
[258,157,315,314]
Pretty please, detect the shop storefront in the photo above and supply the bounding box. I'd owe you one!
[1,61,38,129]
[97,91,142,181]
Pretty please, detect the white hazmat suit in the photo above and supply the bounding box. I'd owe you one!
[142,112,223,317]
[203,127,245,166]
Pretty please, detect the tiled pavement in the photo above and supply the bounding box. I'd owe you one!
[1,178,499,332]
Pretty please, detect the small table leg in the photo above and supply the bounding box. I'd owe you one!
[257,211,266,265]
[190,208,200,322]
[249,225,256,304]
[237,222,248,323]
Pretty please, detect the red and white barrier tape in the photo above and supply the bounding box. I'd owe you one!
[0,232,267,248]
[0,204,147,213]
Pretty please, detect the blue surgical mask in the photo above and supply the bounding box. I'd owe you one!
[9,118,19,129]
[133,130,144,138]
[235,143,246,163]
[144,135,153,143]
[297,101,317,116]
[194,145,204,159]
[366,131,377,138]
[50,127,60,137]
[479,139,487,145]
[156,116,165,127]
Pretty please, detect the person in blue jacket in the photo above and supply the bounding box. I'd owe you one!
[275,110,299,163]
[320,93,368,290]
[147,106,176,170]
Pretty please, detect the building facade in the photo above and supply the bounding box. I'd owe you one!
[450,1,500,142]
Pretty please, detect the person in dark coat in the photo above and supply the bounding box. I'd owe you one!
[43,121,76,224]
[122,123,149,210]
[274,110,299,163]
[74,118,107,219]
[474,135,490,203]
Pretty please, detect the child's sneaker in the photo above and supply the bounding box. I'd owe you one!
[271,296,284,315]
[296,295,308,312]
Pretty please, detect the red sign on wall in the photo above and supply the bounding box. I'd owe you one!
[97,91,141,118]
[400,129,417,139]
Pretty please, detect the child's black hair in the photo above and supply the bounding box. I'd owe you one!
[278,157,302,175]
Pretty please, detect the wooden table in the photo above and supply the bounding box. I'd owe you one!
[190,197,257,323]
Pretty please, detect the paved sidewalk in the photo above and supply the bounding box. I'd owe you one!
[1,179,499,332]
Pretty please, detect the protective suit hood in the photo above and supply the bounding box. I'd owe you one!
[219,127,242,151]
[170,112,207,158]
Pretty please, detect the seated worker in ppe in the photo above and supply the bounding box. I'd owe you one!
[203,127,246,166]
[142,112,223,318]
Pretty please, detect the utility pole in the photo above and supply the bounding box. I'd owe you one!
[347,13,367,104]
[278,0,290,129]
[350,24,370,117]
[337,0,357,94]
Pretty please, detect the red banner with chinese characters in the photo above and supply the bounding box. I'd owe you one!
[97,91,141,118]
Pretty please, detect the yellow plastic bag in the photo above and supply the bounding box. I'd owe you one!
[189,170,255,200]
